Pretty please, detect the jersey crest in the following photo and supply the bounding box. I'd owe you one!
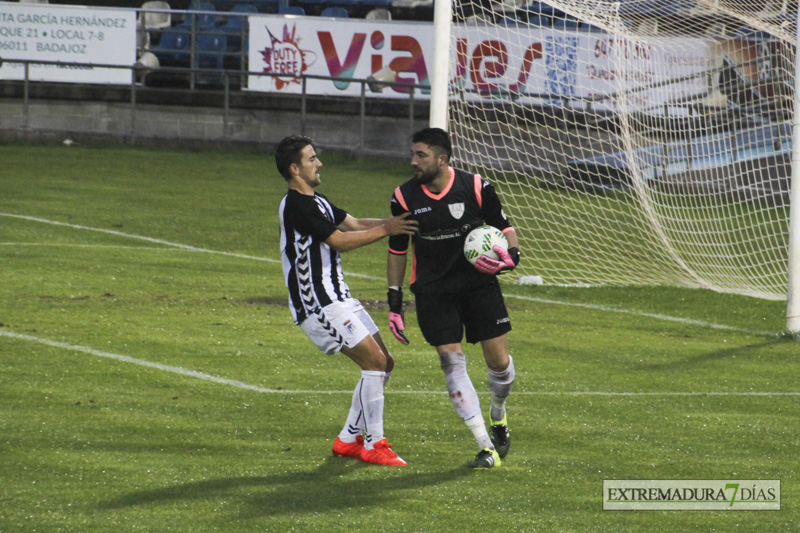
[448,202,465,219]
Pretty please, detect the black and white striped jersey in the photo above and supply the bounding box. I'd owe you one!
[279,189,351,324]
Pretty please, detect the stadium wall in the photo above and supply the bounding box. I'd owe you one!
[0,83,427,157]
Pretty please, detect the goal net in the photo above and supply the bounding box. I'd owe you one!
[448,0,797,300]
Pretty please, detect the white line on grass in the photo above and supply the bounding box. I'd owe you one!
[1,212,780,336]
[0,212,275,263]
[0,213,376,279]
[2,330,798,397]
[1,243,181,251]
[0,330,287,394]
[503,294,778,338]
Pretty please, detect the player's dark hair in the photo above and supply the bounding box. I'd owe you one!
[275,135,314,181]
[412,127,451,160]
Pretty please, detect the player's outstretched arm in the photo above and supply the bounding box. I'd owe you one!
[382,212,418,236]
[326,213,417,253]
[339,212,417,234]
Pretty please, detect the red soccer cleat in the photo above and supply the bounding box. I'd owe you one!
[333,435,364,458]
[360,438,407,466]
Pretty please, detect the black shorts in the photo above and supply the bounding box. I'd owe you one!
[414,280,512,346]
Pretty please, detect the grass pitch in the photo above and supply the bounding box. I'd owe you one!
[1,144,798,531]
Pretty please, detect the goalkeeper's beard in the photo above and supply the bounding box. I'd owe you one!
[413,167,437,185]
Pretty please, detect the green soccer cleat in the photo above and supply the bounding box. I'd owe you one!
[490,416,510,459]
[467,447,501,468]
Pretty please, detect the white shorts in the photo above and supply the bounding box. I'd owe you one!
[300,298,379,356]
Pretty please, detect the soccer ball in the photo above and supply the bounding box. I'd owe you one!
[463,225,508,265]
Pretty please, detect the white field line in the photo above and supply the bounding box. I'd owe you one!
[0,213,382,279]
[2,330,798,396]
[0,212,276,261]
[1,243,182,251]
[0,330,286,393]
[503,294,778,338]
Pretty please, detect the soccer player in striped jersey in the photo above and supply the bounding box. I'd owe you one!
[276,135,417,466]
[386,128,520,468]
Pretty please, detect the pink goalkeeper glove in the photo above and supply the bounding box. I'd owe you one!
[475,245,517,275]
[388,312,409,345]
[387,287,409,345]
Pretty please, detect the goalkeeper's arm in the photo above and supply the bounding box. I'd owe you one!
[387,251,410,345]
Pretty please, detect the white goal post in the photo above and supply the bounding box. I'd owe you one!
[430,0,800,337]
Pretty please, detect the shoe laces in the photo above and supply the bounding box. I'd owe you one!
[371,439,396,455]
[491,423,509,438]
[471,448,496,467]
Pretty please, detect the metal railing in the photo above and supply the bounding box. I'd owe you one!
[0,56,425,150]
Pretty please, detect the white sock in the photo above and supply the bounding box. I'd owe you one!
[439,351,482,422]
[466,415,494,450]
[488,355,515,422]
[338,379,365,443]
[359,370,386,449]
[338,370,392,444]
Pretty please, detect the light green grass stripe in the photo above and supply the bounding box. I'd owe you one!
[2,211,779,337]
[0,330,285,393]
[0,243,180,250]
[503,294,778,338]
[0,236,786,338]
[2,330,798,397]
[0,212,377,279]
[0,212,276,262]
